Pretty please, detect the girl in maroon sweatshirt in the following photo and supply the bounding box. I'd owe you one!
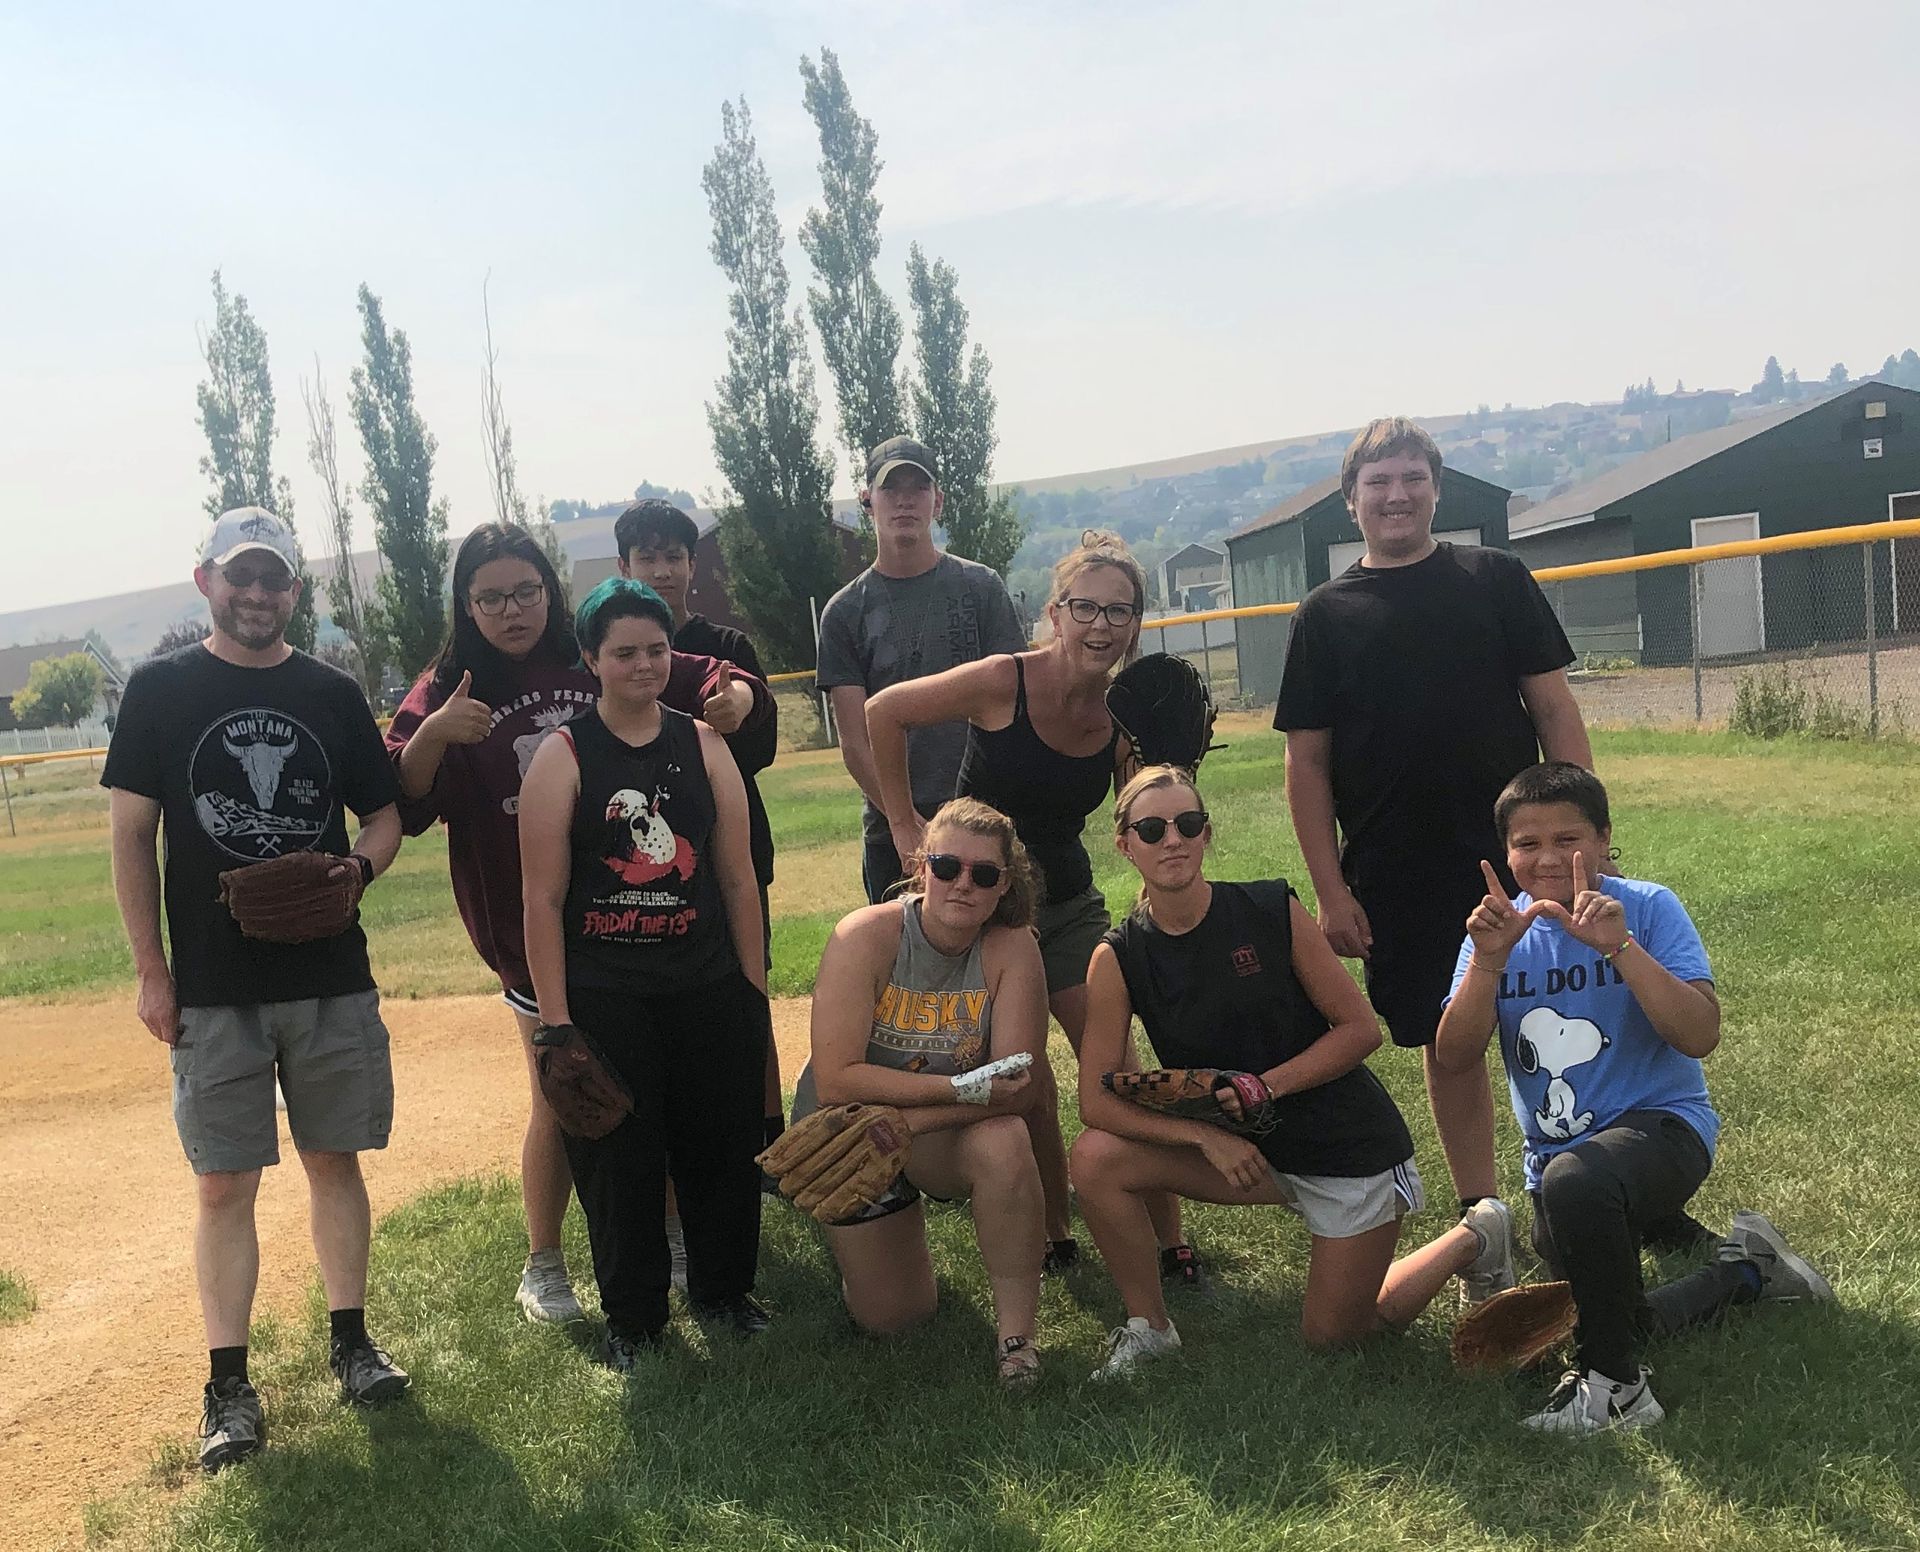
[384,523,769,1323]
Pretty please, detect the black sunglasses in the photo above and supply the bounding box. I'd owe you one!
[1125,810,1209,845]
[221,562,295,593]
[926,853,1003,889]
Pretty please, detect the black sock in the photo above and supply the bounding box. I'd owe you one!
[763,1113,785,1148]
[209,1346,249,1386]
[1459,1195,1490,1217]
[329,1307,367,1348]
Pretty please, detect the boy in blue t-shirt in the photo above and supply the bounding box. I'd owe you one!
[1436,762,1832,1435]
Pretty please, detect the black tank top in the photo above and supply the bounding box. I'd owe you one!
[957,656,1116,902]
[561,704,737,993]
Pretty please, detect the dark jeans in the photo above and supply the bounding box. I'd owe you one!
[1530,1108,1753,1382]
[564,974,769,1338]
[862,831,906,905]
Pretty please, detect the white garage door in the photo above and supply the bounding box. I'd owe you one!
[1690,513,1764,658]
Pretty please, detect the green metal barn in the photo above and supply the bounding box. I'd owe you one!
[1508,381,1920,666]
[1224,468,1515,703]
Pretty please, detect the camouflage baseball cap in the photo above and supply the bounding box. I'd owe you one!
[200,507,299,570]
[865,435,937,488]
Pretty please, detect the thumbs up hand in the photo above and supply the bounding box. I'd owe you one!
[701,660,750,734]
[429,669,494,746]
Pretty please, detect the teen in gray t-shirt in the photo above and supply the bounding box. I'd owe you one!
[818,551,1025,838]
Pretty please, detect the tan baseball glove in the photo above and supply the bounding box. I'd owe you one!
[757,1103,911,1223]
[217,851,364,943]
[1451,1280,1578,1373]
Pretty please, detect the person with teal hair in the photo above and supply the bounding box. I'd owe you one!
[384,527,772,1329]
[520,566,777,1366]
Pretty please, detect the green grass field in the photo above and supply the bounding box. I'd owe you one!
[0,1269,34,1326]
[15,726,1920,1550]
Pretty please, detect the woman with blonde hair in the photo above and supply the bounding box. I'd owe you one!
[1072,765,1512,1377]
[792,797,1049,1384]
[865,531,1200,1282]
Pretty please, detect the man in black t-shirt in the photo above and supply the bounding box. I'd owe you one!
[103,508,409,1473]
[1274,419,1593,1304]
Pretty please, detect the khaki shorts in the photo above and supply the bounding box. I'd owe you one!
[1035,885,1111,995]
[1265,1156,1425,1239]
[171,989,394,1174]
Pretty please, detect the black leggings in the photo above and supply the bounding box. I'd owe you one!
[1530,1109,1754,1382]
[565,974,770,1338]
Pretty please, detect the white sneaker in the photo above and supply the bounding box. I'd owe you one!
[516,1249,585,1324]
[1092,1316,1181,1380]
[1459,1197,1517,1308]
[1521,1366,1665,1435]
[665,1217,689,1294]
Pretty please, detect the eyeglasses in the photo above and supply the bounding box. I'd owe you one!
[221,562,295,593]
[1125,810,1209,845]
[472,581,546,616]
[926,854,1003,889]
[1064,597,1139,628]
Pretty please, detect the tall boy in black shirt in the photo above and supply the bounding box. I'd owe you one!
[1274,419,1593,1304]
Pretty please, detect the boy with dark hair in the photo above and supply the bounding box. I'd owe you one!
[616,498,785,1173]
[1435,762,1832,1434]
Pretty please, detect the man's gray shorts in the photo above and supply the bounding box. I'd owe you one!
[171,989,394,1175]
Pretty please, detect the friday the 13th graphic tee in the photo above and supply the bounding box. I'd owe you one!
[1444,874,1719,1190]
[101,644,400,1007]
[560,704,739,995]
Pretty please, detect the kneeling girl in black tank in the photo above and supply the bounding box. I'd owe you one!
[1072,766,1516,1378]
[519,579,773,1362]
[864,529,1195,1279]
[792,798,1050,1385]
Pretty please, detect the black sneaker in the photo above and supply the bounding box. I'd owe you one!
[1042,1238,1080,1275]
[691,1293,772,1337]
[328,1337,411,1406]
[599,1327,662,1373]
[1160,1244,1211,1293]
[198,1377,266,1473]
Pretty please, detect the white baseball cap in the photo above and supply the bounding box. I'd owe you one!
[200,506,299,570]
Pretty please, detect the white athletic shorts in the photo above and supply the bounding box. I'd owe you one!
[1263,1156,1425,1239]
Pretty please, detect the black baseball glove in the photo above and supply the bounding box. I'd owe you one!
[1107,653,1219,770]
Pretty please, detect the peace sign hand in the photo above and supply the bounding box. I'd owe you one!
[1465,859,1548,969]
[1532,851,1629,954]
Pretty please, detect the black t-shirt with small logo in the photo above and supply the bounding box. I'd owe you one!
[101,645,400,1007]
[1103,880,1412,1177]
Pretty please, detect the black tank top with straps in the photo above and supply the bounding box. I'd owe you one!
[956,656,1116,902]
[561,704,737,993]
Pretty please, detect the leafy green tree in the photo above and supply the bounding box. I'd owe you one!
[350,285,451,679]
[11,652,105,728]
[1827,362,1849,387]
[701,97,841,670]
[1753,355,1786,402]
[799,48,906,501]
[1899,350,1920,391]
[904,243,1025,575]
[151,617,211,656]
[195,271,317,650]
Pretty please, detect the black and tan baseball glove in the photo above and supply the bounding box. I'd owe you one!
[1102,1067,1278,1136]
[757,1103,911,1223]
[1451,1280,1578,1373]
[530,1021,635,1140]
[217,851,364,944]
[1107,652,1219,770]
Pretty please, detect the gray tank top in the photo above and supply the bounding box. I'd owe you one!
[791,898,994,1119]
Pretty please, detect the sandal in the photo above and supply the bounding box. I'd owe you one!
[996,1334,1040,1389]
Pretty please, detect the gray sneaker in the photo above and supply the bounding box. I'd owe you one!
[1460,1197,1518,1308]
[1719,1210,1834,1303]
[517,1249,586,1323]
[328,1338,410,1406]
[1091,1316,1181,1380]
[198,1377,266,1473]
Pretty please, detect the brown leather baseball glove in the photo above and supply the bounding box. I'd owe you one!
[217,851,365,943]
[757,1103,911,1223]
[530,1022,635,1140]
[1102,1067,1278,1136]
[1451,1280,1578,1373]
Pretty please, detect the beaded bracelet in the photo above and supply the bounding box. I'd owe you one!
[1602,933,1636,965]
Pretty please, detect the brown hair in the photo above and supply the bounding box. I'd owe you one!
[905,797,1038,929]
[1339,416,1443,503]
[1112,764,1209,909]
[1051,528,1146,616]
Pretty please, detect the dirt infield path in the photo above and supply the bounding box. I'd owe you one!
[0,993,816,1552]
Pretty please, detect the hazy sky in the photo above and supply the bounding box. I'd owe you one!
[4,0,1916,615]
